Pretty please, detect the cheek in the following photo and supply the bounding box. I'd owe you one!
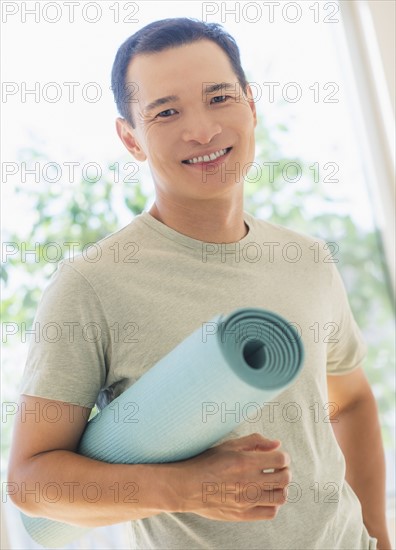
[232,107,255,136]
[147,129,176,161]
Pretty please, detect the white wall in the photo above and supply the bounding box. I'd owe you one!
[367,0,395,116]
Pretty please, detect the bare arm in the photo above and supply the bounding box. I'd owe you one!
[327,367,392,550]
[8,395,290,526]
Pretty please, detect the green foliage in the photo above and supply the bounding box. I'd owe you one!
[2,119,395,460]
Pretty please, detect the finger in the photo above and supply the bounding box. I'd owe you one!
[265,488,286,505]
[225,434,281,452]
[260,467,292,487]
[242,449,290,472]
[250,440,281,452]
[244,487,286,506]
[260,449,291,470]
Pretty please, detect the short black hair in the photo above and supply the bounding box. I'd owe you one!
[111,17,248,127]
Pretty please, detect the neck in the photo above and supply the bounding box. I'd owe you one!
[148,194,248,243]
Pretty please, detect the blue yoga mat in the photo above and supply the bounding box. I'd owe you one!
[21,307,304,547]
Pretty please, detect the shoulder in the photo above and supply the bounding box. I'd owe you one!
[60,213,150,278]
[245,212,335,264]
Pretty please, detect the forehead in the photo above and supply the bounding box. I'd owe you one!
[126,40,239,101]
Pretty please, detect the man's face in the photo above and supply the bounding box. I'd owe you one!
[118,39,257,201]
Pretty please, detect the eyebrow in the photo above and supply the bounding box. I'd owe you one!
[203,82,239,94]
[143,82,238,114]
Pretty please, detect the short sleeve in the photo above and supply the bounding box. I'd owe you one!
[326,262,367,375]
[19,261,110,407]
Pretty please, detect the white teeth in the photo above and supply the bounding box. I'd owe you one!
[185,148,228,164]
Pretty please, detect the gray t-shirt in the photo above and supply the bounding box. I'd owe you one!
[20,210,376,549]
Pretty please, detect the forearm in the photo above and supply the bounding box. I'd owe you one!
[8,451,180,527]
[331,393,389,543]
[9,432,292,527]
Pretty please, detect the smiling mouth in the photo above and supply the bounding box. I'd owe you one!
[182,147,232,164]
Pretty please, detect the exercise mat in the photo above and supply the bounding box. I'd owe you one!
[21,307,304,547]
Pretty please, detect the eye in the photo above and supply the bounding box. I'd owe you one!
[156,108,177,118]
[210,95,230,104]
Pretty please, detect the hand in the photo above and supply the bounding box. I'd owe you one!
[175,433,291,522]
[376,534,393,550]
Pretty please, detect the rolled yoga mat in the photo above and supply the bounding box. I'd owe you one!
[21,307,304,547]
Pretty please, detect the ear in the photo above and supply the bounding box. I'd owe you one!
[115,118,147,162]
[244,84,257,128]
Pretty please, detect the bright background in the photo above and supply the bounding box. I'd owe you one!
[1,1,395,548]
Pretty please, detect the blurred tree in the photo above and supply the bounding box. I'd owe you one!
[1,119,394,465]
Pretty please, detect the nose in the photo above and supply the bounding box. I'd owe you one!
[181,109,222,144]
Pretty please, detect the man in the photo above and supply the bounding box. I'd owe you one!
[9,18,391,550]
